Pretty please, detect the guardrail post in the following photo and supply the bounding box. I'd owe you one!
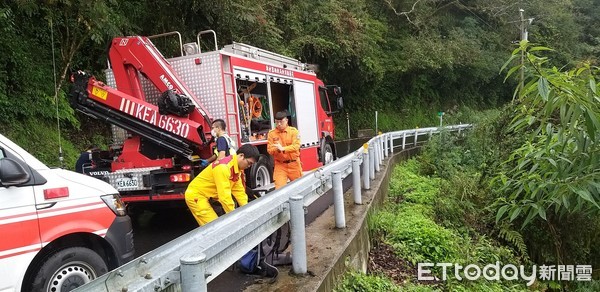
[383,134,388,157]
[351,158,362,204]
[380,136,386,160]
[374,140,381,172]
[375,138,379,166]
[378,137,383,167]
[458,126,462,136]
[332,171,346,228]
[289,195,307,274]
[389,134,394,154]
[380,137,385,163]
[402,132,406,149]
[381,135,386,157]
[428,129,433,139]
[180,253,208,292]
[362,151,370,190]
[388,134,392,155]
[414,130,418,146]
[368,144,375,180]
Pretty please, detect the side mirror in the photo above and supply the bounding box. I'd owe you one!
[334,86,342,95]
[337,96,344,109]
[0,158,30,187]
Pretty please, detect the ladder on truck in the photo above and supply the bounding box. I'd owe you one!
[223,42,309,72]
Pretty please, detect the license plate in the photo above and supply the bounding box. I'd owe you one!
[115,177,139,190]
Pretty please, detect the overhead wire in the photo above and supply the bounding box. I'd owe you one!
[50,18,64,168]
[456,0,493,28]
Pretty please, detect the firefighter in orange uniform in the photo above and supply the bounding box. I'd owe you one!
[268,110,302,189]
[185,144,260,226]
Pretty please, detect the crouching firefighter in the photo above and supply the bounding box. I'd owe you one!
[185,144,259,225]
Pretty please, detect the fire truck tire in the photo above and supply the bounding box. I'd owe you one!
[246,154,273,189]
[29,247,107,292]
[321,143,334,165]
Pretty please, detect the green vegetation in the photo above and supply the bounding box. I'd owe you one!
[338,44,600,286]
[494,43,600,228]
[362,144,528,291]
[338,45,600,288]
[489,45,600,289]
[2,1,598,290]
[336,116,532,290]
[335,271,401,292]
[2,1,599,162]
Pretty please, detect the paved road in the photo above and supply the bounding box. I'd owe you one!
[131,136,411,290]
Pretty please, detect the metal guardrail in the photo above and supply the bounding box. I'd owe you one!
[74,124,471,292]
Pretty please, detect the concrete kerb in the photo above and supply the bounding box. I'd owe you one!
[243,147,421,292]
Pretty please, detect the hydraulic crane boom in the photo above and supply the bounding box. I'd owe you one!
[108,36,212,125]
[70,36,215,171]
[70,71,205,160]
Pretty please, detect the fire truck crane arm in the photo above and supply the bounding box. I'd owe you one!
[108,36,213,136]
[70,71,205,160]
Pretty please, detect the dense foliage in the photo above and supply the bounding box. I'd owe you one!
[494,43,600,228]
[339,146,529,290]
[339,104,600,289]
[486,44,600,276]
[1,0,599,166]
[3,1,599,288]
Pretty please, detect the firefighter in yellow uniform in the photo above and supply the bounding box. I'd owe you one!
[185,144,260,226]
[268,110,302,189]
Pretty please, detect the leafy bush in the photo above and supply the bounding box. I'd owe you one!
[334,271,400,292]
[493,43,600,228]
[574,280,600,292]
[381,204,458,264]
[397,283,440,292]
[373,160,459,264]
[484,43,600,269]
[388,159,441,205]
[367,153,528,290]
[448,281,528,292]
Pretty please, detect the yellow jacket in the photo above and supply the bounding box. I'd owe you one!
[185,155,248,213]
[267,126,301,163]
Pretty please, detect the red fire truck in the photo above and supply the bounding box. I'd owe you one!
[70,30,343,204]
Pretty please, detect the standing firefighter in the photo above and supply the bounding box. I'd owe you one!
[268,110,302,189]
[185,144,259,225]
[202,118,236,166]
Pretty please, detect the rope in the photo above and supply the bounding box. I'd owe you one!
[249,96,262,118]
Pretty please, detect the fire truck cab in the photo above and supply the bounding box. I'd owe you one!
[0,133,134,292]
[70,30,343,203]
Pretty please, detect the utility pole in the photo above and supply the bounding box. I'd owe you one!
[375,110,378,135]
[346,112,350,138]
[518,9,533,96]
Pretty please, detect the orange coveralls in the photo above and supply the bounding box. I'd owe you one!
[267,126,302,189]
[185,155,248,225]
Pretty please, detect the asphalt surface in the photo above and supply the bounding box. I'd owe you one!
[131,136,412,291]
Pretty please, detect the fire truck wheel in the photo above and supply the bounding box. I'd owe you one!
[321,143,334,165]
[30,247,107,292]
[247,154,273,189]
